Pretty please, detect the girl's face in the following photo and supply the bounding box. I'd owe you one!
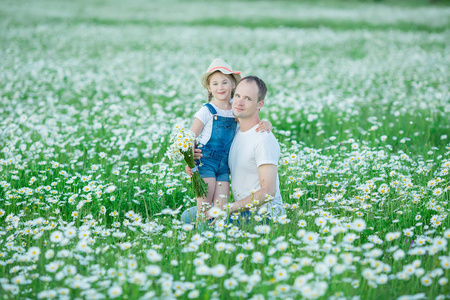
[208,72,235,102]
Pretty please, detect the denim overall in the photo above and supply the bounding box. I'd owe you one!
[181,103,238,229]
[196,103,237,182]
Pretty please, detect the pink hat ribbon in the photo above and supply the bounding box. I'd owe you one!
[208,66,241,75]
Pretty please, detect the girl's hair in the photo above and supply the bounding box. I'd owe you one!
[207,72,237,102]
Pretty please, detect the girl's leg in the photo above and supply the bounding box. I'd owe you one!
[212,181,230,209]
[197,177,216,219]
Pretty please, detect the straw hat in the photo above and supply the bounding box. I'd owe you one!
[200,58,241,89]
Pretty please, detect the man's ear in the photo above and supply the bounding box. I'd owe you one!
[257,100,264,110]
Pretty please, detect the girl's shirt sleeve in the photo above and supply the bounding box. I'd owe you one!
[194,106,213,145]
[194,106,212,125]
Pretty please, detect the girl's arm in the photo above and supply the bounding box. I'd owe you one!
[191,117,205,137]
[255,119,273,133]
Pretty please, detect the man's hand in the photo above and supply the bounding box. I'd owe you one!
[229,164,277,213]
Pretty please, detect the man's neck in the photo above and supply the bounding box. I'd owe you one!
[238,116,260,132]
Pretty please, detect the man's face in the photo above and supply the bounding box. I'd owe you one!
[232,80,264,119]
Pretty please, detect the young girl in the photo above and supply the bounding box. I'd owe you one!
[182,58,272,224]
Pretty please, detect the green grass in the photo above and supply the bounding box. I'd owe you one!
[0,0,449,299]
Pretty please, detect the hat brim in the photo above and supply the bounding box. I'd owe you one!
[200,71,241,89]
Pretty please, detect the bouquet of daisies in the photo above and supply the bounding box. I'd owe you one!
[166,125,208,198]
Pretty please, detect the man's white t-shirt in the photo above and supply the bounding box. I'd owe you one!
[194,103,235,145]
[228,124,285,218]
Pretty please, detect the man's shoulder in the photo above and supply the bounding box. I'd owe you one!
[253,131,279,145]
[253,132,280,155]
[235,127,279,146]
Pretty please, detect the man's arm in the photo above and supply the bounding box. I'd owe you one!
[229,164,277,213]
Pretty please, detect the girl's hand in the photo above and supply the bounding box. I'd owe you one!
[256,120,272,133]
[185,165,193,177]
[194,148,203,160]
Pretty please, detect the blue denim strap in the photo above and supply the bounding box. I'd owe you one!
[203,103,217,116]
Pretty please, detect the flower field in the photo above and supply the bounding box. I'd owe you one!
[0,0,449,299]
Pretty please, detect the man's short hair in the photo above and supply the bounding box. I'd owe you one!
[240,75,267,102]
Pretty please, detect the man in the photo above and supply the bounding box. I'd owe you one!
[226,75,284,219]
[182,75,284,225]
